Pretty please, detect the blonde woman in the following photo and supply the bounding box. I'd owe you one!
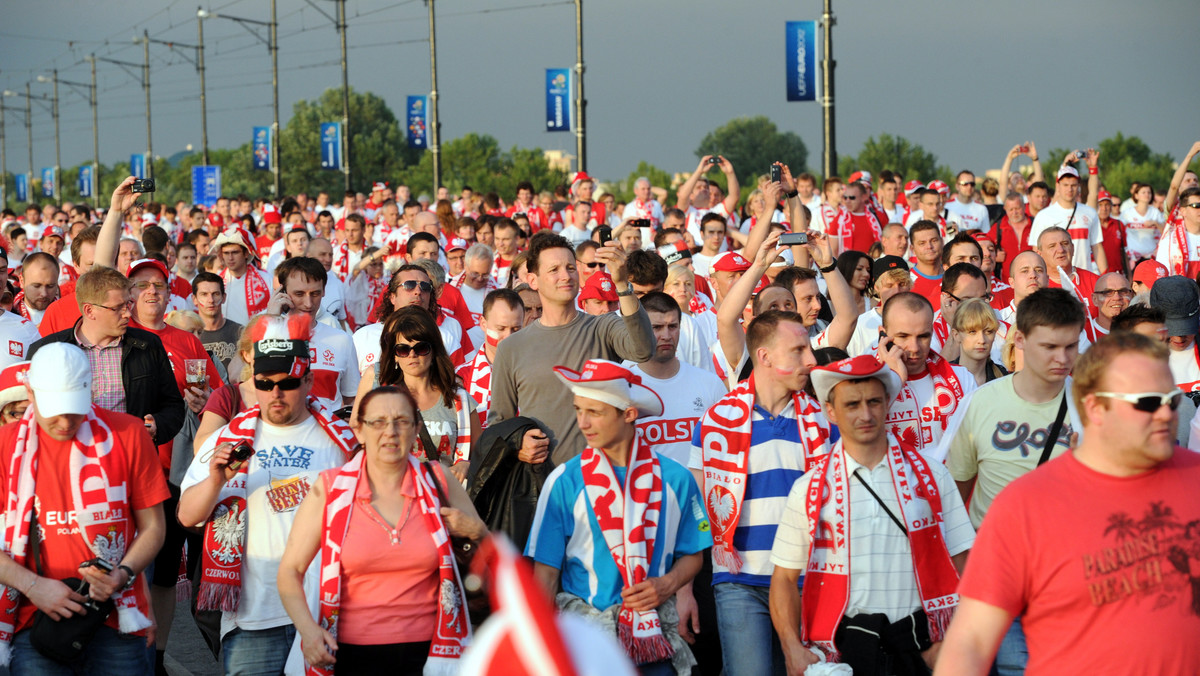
[950,298,1009,385]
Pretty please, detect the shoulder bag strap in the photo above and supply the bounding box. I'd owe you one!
[415,409,441,462]
[852,471,907,536]
[1038,393,1069,466]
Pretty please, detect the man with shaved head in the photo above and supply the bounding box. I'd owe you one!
[1000,250,1049,325]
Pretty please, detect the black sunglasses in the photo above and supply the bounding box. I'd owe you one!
[959,181,976,187]
[582,261,604,269]
[399,280,433,293]
[1093,390,1184,413]
[395,341,433,358]
[1186,203,1200,209]
[254,377,304,392]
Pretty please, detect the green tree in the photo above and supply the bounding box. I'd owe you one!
[838,133,947,184]
[696,116,808,190]
[1044,134,1176,202]
[396,133,566,198]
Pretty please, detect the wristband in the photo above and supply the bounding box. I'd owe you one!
[785,189,799,199]
[818,261,838,274]
[118,565,136,591]
[615,282,636,297]
[1088,166,1098,175]
[23,576,37,596]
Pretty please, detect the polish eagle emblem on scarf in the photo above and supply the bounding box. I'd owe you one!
[212,502,247,565]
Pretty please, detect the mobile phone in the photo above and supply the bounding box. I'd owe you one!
[1019,145,1029,153]
[708,156,722,165]
[1073,150,1087,160]
[81,557,114,574]
[229,441,255,470]
[131,178,156,193]
[334,405,353,421]
[595,226,613,244]
[770,165,782,183]
[778,232,808,246]
[629,218,651,228]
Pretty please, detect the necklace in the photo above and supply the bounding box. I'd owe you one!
[359,494,415,546]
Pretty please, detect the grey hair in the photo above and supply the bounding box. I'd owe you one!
[414,258,446,287]
[635,176,651,189]
[465,243,493,266]
[120,236,145,256]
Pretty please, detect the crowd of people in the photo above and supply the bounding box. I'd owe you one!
[0,138,1197,676]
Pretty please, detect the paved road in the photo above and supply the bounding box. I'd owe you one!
[166,604,221,676]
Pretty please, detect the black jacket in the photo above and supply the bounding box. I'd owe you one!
[466,416,552,553]
[31,325,186,446]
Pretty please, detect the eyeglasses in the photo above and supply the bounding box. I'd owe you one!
[360,417,415,431]
[843,195,859,201]
[1093,389,1184,413]
[253,377,305,392]
[395,341,433,358]
[133,281,168,292]
[398,280,433,293]
[89,300,134,315]
[944,291,993,304]
[1093,288,1135,299]
[1186,203,1200,209]
[582,261,604,269]
[959,181,976,187]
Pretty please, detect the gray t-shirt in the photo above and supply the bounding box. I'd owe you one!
[200,318,243,376]
[421,394,477,460]
[488,306,655,464]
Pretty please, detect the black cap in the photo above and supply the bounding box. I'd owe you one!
[1150,276,1200,338]
[872,255,909,280]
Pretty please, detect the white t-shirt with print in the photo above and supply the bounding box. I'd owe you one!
[945,200,990,233]
[1028,202,1102,273]
[626,361,727,467]
[886,362,978,458]
[0,310,41,367]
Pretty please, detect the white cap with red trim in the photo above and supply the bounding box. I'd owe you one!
[810,355,903,406]
[553,359,664,418]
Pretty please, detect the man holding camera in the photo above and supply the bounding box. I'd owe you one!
[0,343,168,674]
[178,315,356,675]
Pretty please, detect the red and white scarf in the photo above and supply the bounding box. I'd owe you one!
[932,311,950,348]
[1166,222,1200,278]
[441,389,473,466]
[801,435,960,661]
[11,294,30,322]
[196,399,356,612]
[580,441,673,665]
[311,452,470,676]
[223,267,271,317]
[332,240,351,281]
[462,344,494,426]
[698,373,830,573]
[452,271,498,295]
[0,407,153,665]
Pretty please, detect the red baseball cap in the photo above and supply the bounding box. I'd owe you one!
[848,170,872,185]
[928,180,949,196]
[447,237,469,253]
[127,257,170,281]
[578,271,619,303]
[710,251,752,273]
[904,181,925,195]
[1133,260,1168,289]
[1097,189,1117,204]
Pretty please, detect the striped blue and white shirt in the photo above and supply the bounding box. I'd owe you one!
[689,400,837,587]
[525,454,711,611]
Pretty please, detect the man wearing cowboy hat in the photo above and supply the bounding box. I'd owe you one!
[527,359,710,676]
[213,226,273,326]
[770,356,974,676]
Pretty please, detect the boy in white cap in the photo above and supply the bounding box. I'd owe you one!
[770,355,974,676]
[0,342,168,672]
[213,226,272,325]
[527,359,711,676]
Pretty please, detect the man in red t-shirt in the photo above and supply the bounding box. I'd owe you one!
[909,221,945,311]
[1096,189,1127,276]
[936,333,1200,674]
[0,342,168,671]
[829,181,882,255]
[1036,226,1099,316]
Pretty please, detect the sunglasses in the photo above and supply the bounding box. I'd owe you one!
[959,181,976,187]
[1093,288,1134,299]
[395,341,433,358]
[1186,203,1200,209]
[582,261,604,269]
[1093,389,1184,413]
[254,377,304,392]
[398,280,433,293]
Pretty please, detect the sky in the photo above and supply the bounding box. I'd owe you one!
[1,0,1198,191]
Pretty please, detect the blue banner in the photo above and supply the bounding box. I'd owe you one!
[785,21,817,102]
[78,165,94,198]
[41,168,55,198]
[192,165,222,208]
[406,95,428,149]
[130,153,146,179]
[15,174,28,203]
[320,122,342,170]
[252,126,271,171]
[545,68,571,132]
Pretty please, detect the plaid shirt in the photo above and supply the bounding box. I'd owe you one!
[74,324,126,413]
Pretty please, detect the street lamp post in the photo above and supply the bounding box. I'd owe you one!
[337,0,351,191]
[43,67,100,206]
[141,31,154,180]
[1,86,38,200]
[820,0,836,179]
[574,0,586,173]
[35,71,61,201]
[426,0,440,191]
[198,7,209,166]
[198,6,281,197]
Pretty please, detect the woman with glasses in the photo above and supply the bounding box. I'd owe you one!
[354,306,480,483]
[279,385,486,675]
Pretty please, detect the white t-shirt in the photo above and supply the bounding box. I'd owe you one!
[692,253,716,279]
[1028,202,1102,272]
[886,361,978,458]
[1155,225,1200,273]
[677,310,718,373]
[684,204,733,249]
[1119,205,1164,226]
[221,267,273,326]
[307,320,360,409]
[321,274,347,322]
[1169,344,1200,392]
[944,199,990,233]
[626,361,727,467]
[846,308,883,358]
[622,200,665,228]
[0,311,41,367]
[182,415,348,636]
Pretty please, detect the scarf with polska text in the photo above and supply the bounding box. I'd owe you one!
[461,340,495,426]
[580,440,673,665]
[196,398,356,612]
[310,452,469,676]
[698,373,829,573]
[0,406,152,666]
[223,267,270,317]
[801,435,960,662]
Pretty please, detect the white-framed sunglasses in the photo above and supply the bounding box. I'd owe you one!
[1092,389,1185,413]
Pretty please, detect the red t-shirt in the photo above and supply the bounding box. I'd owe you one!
[958,450,1200,674]
[910,269,944,311]
[255,235,278,261]
[133,322,223,473]
[986,216,1033,281]
[830,211,881,254]
[39,293,82,337]
[989,279,1015,312]
[1100,217,1127,275]
[0,409,169,633]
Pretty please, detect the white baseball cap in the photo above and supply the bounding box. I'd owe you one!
[27,343,92,417]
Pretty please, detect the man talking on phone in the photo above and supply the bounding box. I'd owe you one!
[179,315,356,675]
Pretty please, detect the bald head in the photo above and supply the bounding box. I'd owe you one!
[306,237,334,271]
[413,211,439,235]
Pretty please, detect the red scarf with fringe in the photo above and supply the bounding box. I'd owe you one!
[580,441,672,665]
[223,267,270,317]
[801,436,960,662]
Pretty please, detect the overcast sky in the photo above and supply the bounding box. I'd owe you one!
[2,0,1197,189]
